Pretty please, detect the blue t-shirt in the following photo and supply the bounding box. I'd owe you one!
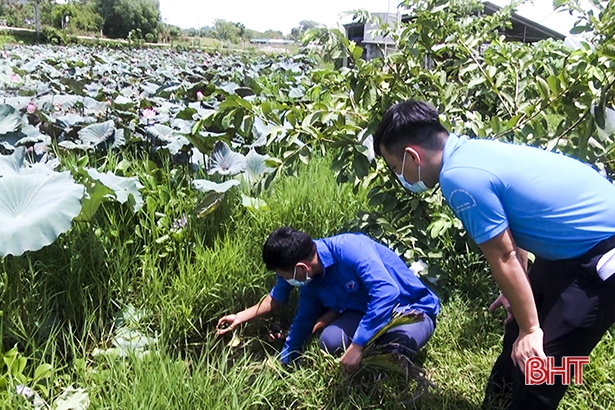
[279,233,440,364]
[440,134,615,260]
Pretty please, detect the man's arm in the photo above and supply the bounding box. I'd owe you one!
[479,228,546,371]
[217,294,282,335]
[280,290,323,365]
[312,310,341,334]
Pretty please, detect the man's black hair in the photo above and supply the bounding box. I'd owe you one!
[262,227,316,271]
[373,100,449,158]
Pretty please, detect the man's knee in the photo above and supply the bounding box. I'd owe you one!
[318,326,349,355]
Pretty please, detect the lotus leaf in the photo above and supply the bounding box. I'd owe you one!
[145,124,174,141]
[2,125,44,149]
[235,87,255,97]
[54,386,90,410]
[208,141,246,176]
[2,97,31,110]
[0,162,84,257]
[57,141,92,151]
[243,148,275,186]
[189,148,208,171]
[56,114,96,128]
[0,146,25,177]
[141,82,160,96]
[170,118,194,134]
[192,179,239,193]
[241,194,268,212]
[194,191,224,218]
[218,82,240,94]
[39,95,81,111]
[86,168,144,213]
[0,104,24,135]
[163,136,191,155]
[85,83,103,98]
[288,86,305,99]
[114,95,134,108]
[251,116,279,146]
[75,178,114,222]
[78,120,125,150]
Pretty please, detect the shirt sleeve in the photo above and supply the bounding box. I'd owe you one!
[269,275,293,303]
[339,237,400,347]
[440,166,509,245]
[279,288,323,365]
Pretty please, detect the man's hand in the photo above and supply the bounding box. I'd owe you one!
[512,327,546,374]
[340,343,364,374]
[489,293,515,324]
[217,314,241,335]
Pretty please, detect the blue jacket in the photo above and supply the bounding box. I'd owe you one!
[278,233,440,364]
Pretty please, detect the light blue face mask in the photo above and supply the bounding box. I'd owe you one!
[395,150,430,194]
[285,264,312,287]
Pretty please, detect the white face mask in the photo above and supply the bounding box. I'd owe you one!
[285,264,312,287]
[395,149,430,194]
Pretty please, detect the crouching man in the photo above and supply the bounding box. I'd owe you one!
[262,227,440,373]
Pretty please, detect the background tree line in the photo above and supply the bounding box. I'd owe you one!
[0,0,322,44]
[1,0,161,40]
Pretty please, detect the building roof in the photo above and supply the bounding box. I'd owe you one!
[482,1,565,42]
[344,1,567,44]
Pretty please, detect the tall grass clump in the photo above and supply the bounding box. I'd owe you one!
[140,153,370,347]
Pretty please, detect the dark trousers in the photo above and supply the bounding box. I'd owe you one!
[483,236,615,409]
[318,310,435,356]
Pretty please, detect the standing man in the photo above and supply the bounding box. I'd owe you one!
[373,99,615,409]
[261,227,440,372]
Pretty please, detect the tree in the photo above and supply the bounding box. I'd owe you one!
[213,19,240,43]
[168,25,179,45]
[51,1,103,33]
[290,20,321,41]
[262,29,283,39]
[96,0,160,40]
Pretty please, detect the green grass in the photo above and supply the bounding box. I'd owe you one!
[1,153,614,409]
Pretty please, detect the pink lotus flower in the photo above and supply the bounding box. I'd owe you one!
[10,74,19,82]
[26,102,36,114]
[142,108,156,119]
[196,91,204,101]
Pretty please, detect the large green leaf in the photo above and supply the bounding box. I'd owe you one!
[0,104,23,135]
[78,120,115,143]
[242,148,275,185]
[0,146,25,177]
[192,179,239,193]
[75,179,114,222]
[208,141,246,176]
[77,120,125,150]
[86,168,144,213]
[145,124,174,140]
[0,166,84,257]
[195,191,224,218]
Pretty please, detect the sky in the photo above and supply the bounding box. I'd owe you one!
[158,0,583,37]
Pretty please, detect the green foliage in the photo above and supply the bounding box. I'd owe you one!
[296,0,615,293]
[213,19,241,43]
[40,25,63,44]
[290,20,322,41]
[96,0,160,40]
[50,1,103,33]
